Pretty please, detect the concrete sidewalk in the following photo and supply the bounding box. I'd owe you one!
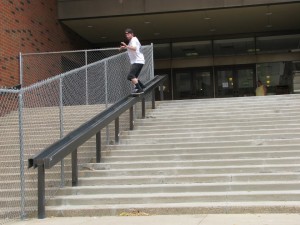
[8,214,300,225]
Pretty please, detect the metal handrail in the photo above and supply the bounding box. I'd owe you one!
[28,75,167,219]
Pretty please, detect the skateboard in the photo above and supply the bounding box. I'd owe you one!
[131,91,144,96]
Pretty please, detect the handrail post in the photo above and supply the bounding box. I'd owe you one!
[115,117,119,144]
[37,164,46,219]
[159,84,164,101]
[129,106,134,130]
[72,149,78,186]
[152,90,155,109]
[96,131,101,163]
[142,97,146,119]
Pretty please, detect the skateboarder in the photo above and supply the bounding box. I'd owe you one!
[119,28,145,95]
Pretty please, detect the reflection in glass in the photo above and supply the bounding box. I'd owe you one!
[256,34,300,54]
[214,38,255,56]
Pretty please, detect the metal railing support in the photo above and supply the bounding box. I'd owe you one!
[96,131,101,163]
[142,97,146,119]
[29,75,167,219]
[159,84,164,101]
[115,117,119,144]
[37,164,45,219]
[72,149,78,187]
[129,106,134,130]
[152,90,155,109]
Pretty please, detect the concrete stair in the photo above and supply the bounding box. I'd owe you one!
[43,94,300,216]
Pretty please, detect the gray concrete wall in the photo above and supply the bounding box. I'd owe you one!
[57,0,300,19]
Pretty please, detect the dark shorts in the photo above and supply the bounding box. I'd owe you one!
[127,63,144,81]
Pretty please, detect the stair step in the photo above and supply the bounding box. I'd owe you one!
[45,201,300,216]
[77,173,300,186]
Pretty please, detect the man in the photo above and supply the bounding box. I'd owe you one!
[120,28,145,94]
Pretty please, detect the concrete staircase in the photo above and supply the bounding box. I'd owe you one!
[44,94,300,216]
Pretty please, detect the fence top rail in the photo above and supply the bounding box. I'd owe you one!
[21,44,152,92]
[21,44,152,56]
[28,75,167,169]
[22,51,127,92]
[0,89,20,94]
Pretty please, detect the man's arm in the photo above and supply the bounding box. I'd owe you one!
[120,42,136,51]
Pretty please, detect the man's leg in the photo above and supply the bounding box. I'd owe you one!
[127,64,144,93]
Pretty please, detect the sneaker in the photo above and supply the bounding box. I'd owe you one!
[132,88,138,93]
[131,88,144,95]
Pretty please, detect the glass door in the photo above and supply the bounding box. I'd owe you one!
[175,69,212,99]
[237,67,256,96]
[216,69,235,97]
[216,65,255,97]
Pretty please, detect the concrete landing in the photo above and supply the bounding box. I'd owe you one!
[8,214,300,225]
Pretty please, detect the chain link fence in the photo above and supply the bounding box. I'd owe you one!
[0,45,154,224]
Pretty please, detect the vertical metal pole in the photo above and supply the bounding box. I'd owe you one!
[59,77,65,187]
[212,40,216,98]
[85,50,89,105]
[18,91,26,219]
[160,84,164,101]
[142,98,146,119]
[19,52,23,87]
[170,42,174,100]
[72,149,78,187]
[37,164,45,219]
[96,131,101,163]
[152,90,155,109]
[130,106,134,130]
[104,61,110,144]
[115,117,119,144]
[150,43,154,79]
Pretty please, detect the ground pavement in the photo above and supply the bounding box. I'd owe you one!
[8,214,300,225]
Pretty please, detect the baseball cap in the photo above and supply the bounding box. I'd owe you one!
[125,28,134,34]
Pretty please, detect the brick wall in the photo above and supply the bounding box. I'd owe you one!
[0,0,91,88]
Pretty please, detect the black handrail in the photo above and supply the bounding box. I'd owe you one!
[28,75,167,219]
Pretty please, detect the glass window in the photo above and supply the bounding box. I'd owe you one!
[172,40,212,58]
[214,38,255,56]
[256,62,288,94]
[153,43,171,59]
[256,34,300,54]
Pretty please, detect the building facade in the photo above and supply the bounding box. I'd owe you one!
[57,0,300,100]
[0,0,91,88]
[1,0,300,99]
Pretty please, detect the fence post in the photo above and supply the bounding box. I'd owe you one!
[59,76,65,187]
[18,91,26,219]
[150,43,154,78]
[85,50,89,105]
[104,61,110,144]
[19,52,23,87]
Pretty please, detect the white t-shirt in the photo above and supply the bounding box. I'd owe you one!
[127,36,145,64]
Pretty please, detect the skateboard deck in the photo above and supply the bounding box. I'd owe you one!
[131,92,144,96]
